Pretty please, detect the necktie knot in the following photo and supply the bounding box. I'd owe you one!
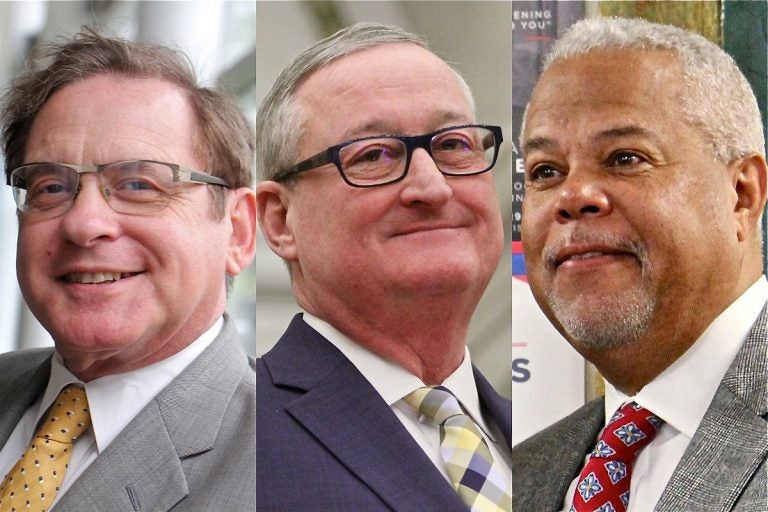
[38,386,91,444]
[593,401,662,462]
[571,401,664,512]
[404,385,465,425]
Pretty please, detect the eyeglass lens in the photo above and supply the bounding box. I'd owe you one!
[11,161,179,216]
[339,126,497,186]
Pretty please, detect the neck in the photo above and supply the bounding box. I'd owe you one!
[584,335,693,395]
[583,275,762,395]
[298,288,480,384]
[577,254,765,394]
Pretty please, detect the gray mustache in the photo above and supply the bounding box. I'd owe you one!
[544,232,649,271]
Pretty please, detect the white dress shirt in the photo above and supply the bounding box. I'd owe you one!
[561,276,768,511]
[0,317,223,507]
[303,312,513,487]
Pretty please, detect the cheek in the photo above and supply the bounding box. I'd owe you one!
[457,178,502,221]
[521,199,548,248]
[17,223,50,261]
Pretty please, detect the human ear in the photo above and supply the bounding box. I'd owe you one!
[225,187,257,276]
[256,181,298,261]
[732,153,768,242]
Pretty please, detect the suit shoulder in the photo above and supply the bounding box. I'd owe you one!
[0,348,53,382]
[511,399,604,512]
[514,398,603,457]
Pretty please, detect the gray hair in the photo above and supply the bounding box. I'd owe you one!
[256,22,476,182]
[528,16,764,162]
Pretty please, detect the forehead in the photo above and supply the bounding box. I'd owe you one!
[294,43,474,145]
[27,74,201,165]
[524,49,686,146]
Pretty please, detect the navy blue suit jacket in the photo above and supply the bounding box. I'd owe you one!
[256,314,512,511]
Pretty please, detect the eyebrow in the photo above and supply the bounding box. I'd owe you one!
[522,136,559,155]
[522,125,661,155]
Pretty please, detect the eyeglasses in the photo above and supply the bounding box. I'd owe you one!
[274,124,503,187]
[7,160,230,217]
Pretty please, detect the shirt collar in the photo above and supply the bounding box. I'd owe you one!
[605,276,768,437]
[302,311,495,440]
[44,316,224,453]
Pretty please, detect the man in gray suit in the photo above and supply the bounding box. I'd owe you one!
[514,17,767,512]
[0,31,256,510]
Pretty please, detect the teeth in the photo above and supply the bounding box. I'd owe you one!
[65,272,128,284]
[569,252,605,261]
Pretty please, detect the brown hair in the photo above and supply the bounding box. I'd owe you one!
[2,29,254,216]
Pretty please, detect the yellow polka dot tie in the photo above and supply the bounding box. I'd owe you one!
[0,385,91,512]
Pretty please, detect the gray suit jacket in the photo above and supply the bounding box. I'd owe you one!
[0,315,255,511]
[512,306,768,512]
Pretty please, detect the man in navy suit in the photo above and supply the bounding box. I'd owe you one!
[255,23,511,511]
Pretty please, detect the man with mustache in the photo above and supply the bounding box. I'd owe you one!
[514,17,767,512]
[256,22,511,511]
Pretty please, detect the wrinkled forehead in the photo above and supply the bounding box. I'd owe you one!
[26,75,204,167]
[523,49,685,143]
[297,42,469,97]
[292,43,476,153]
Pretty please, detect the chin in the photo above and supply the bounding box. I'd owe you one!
[45,314,143,350]
[552,294,655,352]
[406,263,485,293]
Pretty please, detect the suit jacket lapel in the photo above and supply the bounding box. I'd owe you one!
[266,316,469,512]
[55,400,189,511]
[0,351,51,448]
[56,316,248,512]
[656,306,768,512]
[474,366,512,449]
[511,398,604,512]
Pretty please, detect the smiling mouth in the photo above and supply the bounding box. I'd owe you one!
[555,251,630,267]
[63,272,139,284]
[561,251,607,263]
[547,234,647,273]
[396,225,461,237]
[562,251,614,263]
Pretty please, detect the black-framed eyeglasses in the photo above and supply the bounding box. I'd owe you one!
[273,124,503,188]
[7,160,231,218]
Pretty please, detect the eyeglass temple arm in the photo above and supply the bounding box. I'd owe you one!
[483,127,503,149]
[179,169,231,188]
[273,149,333,182]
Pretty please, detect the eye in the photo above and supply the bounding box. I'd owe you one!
[106,161,173,197]
[434,133,473,152]
[35,182,69,195]
[341,139,404,167]
[439,138,469,151]
[527,163,563,182]
[608,151,646,167]
[28,178,72,199]
[117,179,158,191]
[358,148,390,163]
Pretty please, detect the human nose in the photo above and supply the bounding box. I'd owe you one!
[59,175,121,246]
[398,148,453,206]
[554,167,611,223]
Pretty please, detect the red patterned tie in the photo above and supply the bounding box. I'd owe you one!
[571,402,663,512]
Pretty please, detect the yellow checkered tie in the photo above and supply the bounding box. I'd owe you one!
[0,385,91,512]
[405,386,511,512]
